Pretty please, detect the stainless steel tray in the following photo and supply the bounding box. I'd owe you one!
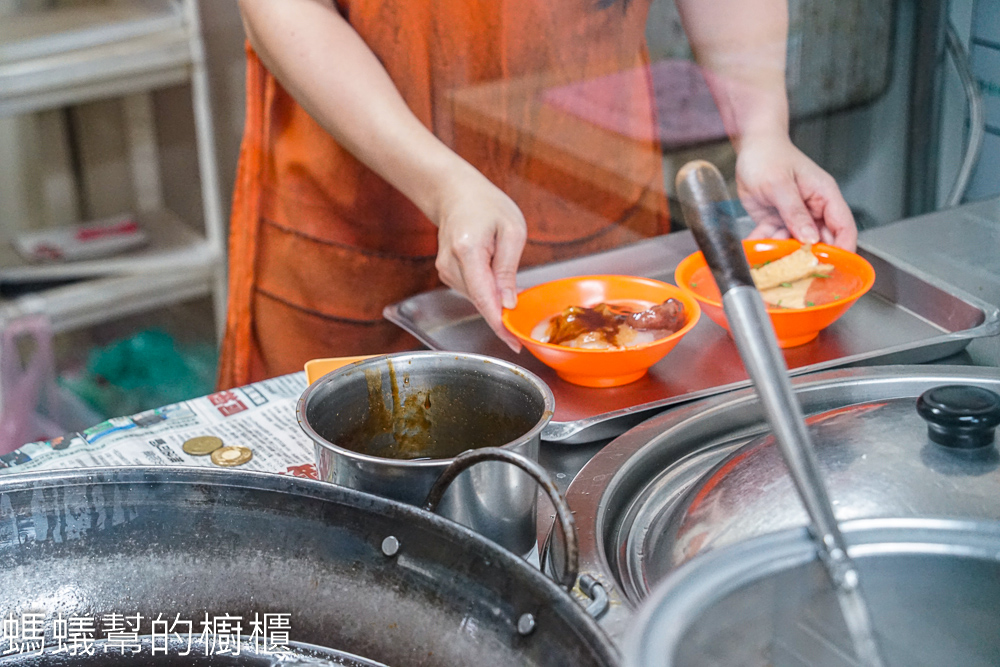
[384,228,1000,443]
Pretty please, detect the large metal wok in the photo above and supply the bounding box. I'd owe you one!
[0,465,617,666]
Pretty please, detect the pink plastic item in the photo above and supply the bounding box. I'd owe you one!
[0,314,64,456]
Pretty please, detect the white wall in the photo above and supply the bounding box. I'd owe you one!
[937,0,976,207]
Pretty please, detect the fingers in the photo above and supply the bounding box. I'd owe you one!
[741,197,789,241]
[747,223,790,240]
[767,180,820,245]
[436,229,523,354]
[431,172,527,352]
[797,169,857,250]
[493,220,526,310]
[736,138,858,251]
[456,247,522,353]
[819,188,857,251]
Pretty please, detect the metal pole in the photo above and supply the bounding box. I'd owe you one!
[905,0,950,216]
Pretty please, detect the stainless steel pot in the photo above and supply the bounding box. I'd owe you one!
[296,352,555,555]
[0,466,617,667]
[551,364,1000,639]
[298,352,554,556]
[624,518,1000,667]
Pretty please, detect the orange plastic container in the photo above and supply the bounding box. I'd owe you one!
[502,275,701,387]
[674,239,875,348]
[304,356,377,384]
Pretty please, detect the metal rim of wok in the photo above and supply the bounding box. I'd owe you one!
[0,466,619,667]
[622,517,1000,667]
[551,364,1000,640]
[0,637,386,666]
[296,351,555,467]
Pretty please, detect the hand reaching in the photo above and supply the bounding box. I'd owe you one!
[433,168,527,352]
[735,135,858,251]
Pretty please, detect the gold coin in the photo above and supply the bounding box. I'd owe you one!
[182,435,224,456]
[211,445,253,467]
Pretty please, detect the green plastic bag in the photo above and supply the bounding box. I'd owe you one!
[63,329,217,418]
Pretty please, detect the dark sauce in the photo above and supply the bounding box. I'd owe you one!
[544,299,686,348]
[337,361,538,461]
[547,303,630,347]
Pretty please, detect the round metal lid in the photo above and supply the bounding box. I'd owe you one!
[562,365,1000,640]
[659,387,1000,579]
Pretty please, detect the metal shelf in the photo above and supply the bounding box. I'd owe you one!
[0,0,227,337]
[0,1,189,116]
[0,269,213,335]
[0,1,182,60]
[0,209,219,282]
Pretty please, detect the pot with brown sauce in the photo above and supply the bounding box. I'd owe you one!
[298,352,554,556]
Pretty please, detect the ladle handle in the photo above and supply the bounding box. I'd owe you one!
[675,160,854,586]
[424,447,579,592]
[676,160,754,296]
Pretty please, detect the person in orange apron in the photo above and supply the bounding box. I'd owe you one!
[220,0,856,388]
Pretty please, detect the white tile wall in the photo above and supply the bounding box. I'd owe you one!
[966,0,1000,201]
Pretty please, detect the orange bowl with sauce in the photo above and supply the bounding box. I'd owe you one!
[674,239,875,348]
[502,275,701,387]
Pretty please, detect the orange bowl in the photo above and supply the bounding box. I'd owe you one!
[674,239,875,348]
[502,275,701,387]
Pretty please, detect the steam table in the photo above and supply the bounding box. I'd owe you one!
[1,199,998,548]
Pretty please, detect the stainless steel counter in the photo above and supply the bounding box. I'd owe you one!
[860,197,1000,367]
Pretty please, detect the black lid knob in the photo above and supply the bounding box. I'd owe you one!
[916,384,1000,449]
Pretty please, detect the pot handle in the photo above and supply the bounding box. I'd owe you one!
[423,447,579,591]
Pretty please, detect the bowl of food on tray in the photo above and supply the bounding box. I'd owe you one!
[502,275,701,387]
[674,239,876,348]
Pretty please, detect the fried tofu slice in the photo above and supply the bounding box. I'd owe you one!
[750,245,834,291]
[760,279,814,309]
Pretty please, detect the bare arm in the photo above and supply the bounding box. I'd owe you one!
[675,0,857,249]
[676,0,790,149]
[238,0,525,349]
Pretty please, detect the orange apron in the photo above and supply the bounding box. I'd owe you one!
[219,0,670,388]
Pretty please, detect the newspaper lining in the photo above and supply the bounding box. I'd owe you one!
[0,373,318,479]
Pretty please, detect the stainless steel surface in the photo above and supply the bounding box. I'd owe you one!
[298,352,553,556]
[558,365,1000,640]
[860,198,1000,367]
[624,518,1000,667]
[0,637,389,666]
[944,22,986,208]
[905,0,948,216]
[423,446,580,591]
[664,389,1000,572]
[579,574,610,620]
[682,159,882,667]
[0,467,619,667]
[722,288,864,612]
[386,224,1000,444]
[381,535,400,557]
